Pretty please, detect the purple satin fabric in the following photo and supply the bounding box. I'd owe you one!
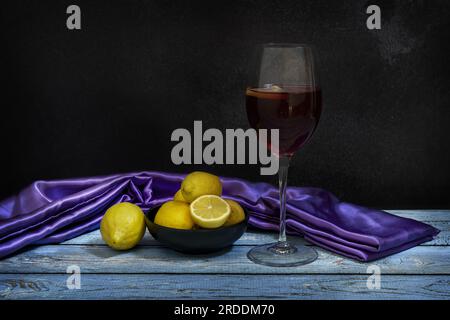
[0,171,439,261]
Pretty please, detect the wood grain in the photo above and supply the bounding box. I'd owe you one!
[0,274,448,300]
[385,210,450,221]
[1,244,448,275]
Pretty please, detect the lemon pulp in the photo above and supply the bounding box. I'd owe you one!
[190,195,230,229]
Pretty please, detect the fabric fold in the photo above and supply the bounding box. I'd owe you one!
[0,171,439,261]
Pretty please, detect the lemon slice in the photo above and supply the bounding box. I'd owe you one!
[190,195,231,229]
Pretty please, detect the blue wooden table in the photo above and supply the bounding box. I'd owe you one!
[0,210,449,299]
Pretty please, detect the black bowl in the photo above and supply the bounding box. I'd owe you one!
[144,205,249,254]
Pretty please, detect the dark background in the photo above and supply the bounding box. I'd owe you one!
[1,0,449,208]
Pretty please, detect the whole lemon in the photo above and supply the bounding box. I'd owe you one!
[100,202,145,250]
[154,200,194,230]
[173,189,188,202]
[223,199,246,226]
[181,171,222,202]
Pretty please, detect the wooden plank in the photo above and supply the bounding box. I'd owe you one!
[386,210,450,222]
[0,274,448,300]
[61,221,449,246]
[1,244,448,275]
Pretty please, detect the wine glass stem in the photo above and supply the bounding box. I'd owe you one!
[278,156,290,245]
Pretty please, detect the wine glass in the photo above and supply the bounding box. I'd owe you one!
[245,43,322,267]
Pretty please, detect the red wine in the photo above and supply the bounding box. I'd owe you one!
[246,85,322,156]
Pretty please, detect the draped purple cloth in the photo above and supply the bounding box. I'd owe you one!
[0,171,439,261]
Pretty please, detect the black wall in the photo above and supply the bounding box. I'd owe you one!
[1,0,449,208]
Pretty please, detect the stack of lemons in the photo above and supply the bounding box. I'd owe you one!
[100,171,245,250]
[155,171,245,230]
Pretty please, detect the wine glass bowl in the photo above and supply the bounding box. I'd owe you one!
[246,85,322,157]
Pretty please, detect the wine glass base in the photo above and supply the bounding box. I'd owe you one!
[247,241,318,267]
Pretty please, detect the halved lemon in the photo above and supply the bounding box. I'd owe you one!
[190,195,231,229]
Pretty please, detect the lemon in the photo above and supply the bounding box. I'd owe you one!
[181,171,222,203]
[190,195,231,229]
[100,202,146,250]
[173,189,188,202]
[154,200,194,230]
[223,199,246,226]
